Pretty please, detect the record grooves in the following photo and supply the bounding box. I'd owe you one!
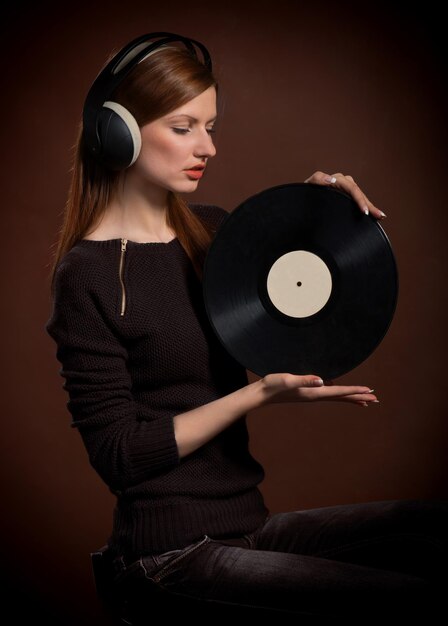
[203,183,398,380]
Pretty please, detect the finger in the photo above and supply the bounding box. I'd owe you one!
[331,393,378,403]
[318,386,375,398]
[284,373,324,388]
[307,171,371,215]
[341,398,379,407]
[298,387,377,402]
[304,170,328,184]
[330,175,387,220]
[304,171,345,186]
[304,172,387,219]
[329,175,371,215]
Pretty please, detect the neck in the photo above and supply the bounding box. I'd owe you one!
[98,171,176,242]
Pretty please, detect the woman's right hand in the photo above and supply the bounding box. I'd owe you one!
[260,373,377,407]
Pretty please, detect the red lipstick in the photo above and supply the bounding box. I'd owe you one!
[184,165,205,179]
[185,170,204,179]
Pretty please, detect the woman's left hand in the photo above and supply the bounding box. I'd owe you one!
[304,171,386,220]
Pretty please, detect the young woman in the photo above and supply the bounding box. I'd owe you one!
[45,33,447,620]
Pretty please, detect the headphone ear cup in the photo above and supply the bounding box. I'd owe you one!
[97,101,142,170]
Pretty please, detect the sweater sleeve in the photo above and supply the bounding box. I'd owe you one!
[45,259,180,494]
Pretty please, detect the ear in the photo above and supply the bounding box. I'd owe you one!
[97,101,142,169]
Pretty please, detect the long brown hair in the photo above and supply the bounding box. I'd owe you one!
[49,44,219,292]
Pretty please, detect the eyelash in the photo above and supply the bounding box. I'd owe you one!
[172,128,216,135]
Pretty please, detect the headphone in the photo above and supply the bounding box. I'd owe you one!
[82,32,213,170]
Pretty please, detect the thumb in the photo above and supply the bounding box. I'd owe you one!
[297,375,324,388]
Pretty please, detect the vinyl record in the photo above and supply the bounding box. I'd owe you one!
[202,182,398,380]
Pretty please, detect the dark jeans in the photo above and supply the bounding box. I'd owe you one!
[110,499,447,621]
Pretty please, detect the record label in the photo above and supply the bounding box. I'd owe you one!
[267,250,333,318]
[202,182,398,380]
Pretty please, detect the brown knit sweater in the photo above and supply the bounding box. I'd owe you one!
[45,203,268,558]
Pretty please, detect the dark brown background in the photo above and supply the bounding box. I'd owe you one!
[1,0,447,623]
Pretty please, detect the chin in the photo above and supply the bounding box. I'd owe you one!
[168,181,200,194]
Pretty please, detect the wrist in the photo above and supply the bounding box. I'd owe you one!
[247,377,271,410]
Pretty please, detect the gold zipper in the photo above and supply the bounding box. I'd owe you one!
[119,238,127,316]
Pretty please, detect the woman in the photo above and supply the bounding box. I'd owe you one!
[45,33,446,620]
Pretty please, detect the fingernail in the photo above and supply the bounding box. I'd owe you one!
[379,211,387,218]
[324,176,337,183]
[368,389,374,393]
[364,206,369,215]
[314,378,324,386]
[372,400,380,403]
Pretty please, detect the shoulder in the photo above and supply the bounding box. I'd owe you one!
[52,242,113,296]
[47,244,117,336]
[187,202,230,229]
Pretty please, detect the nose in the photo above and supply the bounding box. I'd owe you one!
[194,128,217,159]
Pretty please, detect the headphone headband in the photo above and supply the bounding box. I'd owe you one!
[83,32,213,164]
